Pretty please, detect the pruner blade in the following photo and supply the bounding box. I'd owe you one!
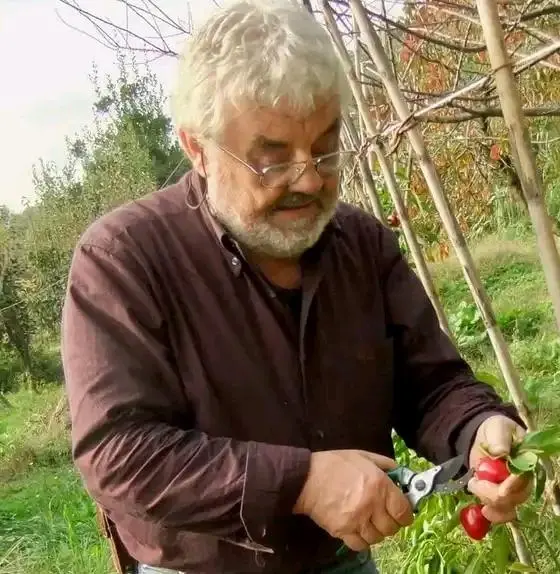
[432,466,474,495]
[433,454,467,485]
[407,455,471,509]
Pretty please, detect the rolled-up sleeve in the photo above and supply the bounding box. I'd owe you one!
[61,240,311,548]
[374,225,525,463]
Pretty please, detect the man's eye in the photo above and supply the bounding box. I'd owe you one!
[265,162,291,173]
[260,156,290,168]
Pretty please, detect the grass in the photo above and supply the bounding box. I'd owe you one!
[0,386,70,483]
[0,467,112,574]
[1,233,559,573]
[0,386,113,574]
[431,234,560,419]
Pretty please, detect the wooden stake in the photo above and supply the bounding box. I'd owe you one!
[322,1,453,341]
[342,112,385,220]
[349,0,560,517]
[475,0,560,334]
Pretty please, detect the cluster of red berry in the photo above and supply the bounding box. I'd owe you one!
[460,457,510,540]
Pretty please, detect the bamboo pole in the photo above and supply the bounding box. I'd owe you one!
[348,0,560,517]
[475,0,560,335]
[342,112,385,221]
[353,15,367,142]
[322,1,453,341]
[509,523,534,568]
[341,126,375,213]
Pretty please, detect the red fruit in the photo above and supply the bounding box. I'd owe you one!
[387,212,400,227]
[460,503,491,540]
[476,456,510,484]
[489,143,501,161]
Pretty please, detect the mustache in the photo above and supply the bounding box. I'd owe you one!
[271,191,324,210]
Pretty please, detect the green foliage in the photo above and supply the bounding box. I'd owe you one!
[0,52,189,389]
[90,54,186,189]
[0,210,35,377]
[377,434,560,573]
[376,437,518,573]
[448,301,487,351]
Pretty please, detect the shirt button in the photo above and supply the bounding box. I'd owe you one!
[315,429,325,440]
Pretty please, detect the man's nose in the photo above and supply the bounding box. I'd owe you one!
[291,160,324,194]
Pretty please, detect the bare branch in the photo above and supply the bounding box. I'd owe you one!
[423,105,560,123]
[56,0,191,58]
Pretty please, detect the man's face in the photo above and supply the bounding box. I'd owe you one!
[201,98,342,260]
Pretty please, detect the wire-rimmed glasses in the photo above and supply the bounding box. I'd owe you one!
[214,143,357,188]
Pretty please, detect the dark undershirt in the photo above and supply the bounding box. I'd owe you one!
[270,283,303,322]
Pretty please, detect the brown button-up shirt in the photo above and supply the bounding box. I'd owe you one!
[61,170,521,573]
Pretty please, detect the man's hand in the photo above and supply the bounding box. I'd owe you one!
[293,450,414,551]
[468,415,532,523]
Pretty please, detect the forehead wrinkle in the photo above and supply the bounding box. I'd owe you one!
[253,113,339,150]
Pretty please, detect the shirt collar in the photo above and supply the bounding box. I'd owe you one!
[183,169,342,270]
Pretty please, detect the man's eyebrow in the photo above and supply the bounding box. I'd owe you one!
[250,135,290,150]
[249,118,342,151]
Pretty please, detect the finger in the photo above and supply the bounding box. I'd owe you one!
[342,533,370,552]
[498,473,532,498]
[359,520,384,545]
[368,509,401,538]
[468,478,529,509]
[385,481,414,527]
[482,505,517,524]
[359,451,399,471]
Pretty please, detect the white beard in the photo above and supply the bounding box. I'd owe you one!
[206,184,338,259]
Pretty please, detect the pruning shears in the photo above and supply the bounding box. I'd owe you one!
[335,454,474,557]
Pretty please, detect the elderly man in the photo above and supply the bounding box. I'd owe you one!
[61,1,530,573]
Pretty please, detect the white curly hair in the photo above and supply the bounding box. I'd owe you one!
[171,0,350,141]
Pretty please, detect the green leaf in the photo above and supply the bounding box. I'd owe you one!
[442,516,460,535]
[464,554,484,574]
[492,525,511,574]
[476,370,504,388]
[534,461,546,502]
[517,426,560,456]
[507,451,538,474]
[508,563,537,573]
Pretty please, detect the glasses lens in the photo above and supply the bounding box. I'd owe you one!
[261,152,355,187]
[316,151,354,175]
[261,164,302,188]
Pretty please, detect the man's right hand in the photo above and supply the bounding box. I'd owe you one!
[292,450,414,551]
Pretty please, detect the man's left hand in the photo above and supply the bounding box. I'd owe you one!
[468,415,532,523]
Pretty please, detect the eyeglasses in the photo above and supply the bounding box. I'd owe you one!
[213,143,357,189]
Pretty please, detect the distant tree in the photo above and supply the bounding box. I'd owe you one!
[0,208,35,390]
[25,52,189,332]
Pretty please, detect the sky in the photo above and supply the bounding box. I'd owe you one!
[0,0,214,212]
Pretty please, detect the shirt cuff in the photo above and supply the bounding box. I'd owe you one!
[240,441,311,546]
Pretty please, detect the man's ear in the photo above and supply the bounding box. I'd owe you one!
[178,129,206,178]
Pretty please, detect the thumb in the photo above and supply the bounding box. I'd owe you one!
[480,415,514,457]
